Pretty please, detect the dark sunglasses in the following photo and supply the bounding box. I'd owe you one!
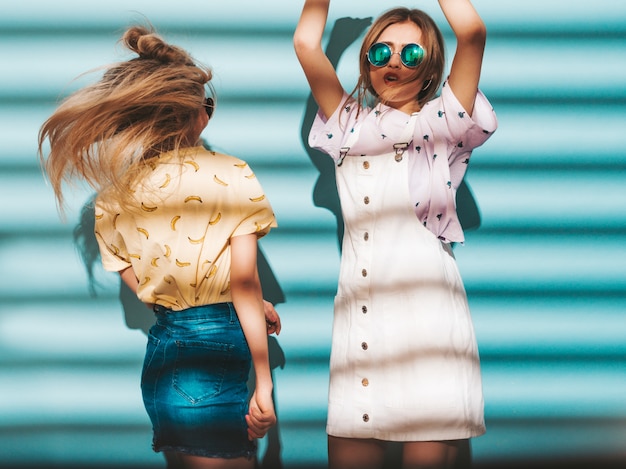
[367,42,426,68]
[204,97,215,119]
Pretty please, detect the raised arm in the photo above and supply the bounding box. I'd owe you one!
[294,0,345,120]
[438,0,486,116]
[230,234,276,439]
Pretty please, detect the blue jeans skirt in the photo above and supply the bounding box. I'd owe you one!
[141,303,256,459]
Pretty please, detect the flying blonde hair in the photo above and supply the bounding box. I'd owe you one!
[38,25,213,214]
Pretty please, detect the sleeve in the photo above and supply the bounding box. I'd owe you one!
[94,200,132,273]
[439,81,498,157]
[307,93,358,163]
[231,164,277,239]
[433,82,498,188]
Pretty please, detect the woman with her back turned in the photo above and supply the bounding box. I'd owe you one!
[294,1,498,468]
[39,25,279,469]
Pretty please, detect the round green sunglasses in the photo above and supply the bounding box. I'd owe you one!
[367,42,426,68]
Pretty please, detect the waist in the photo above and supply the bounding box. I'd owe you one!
[153,302,235,324]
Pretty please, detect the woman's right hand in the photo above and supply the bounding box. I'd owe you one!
[246,388,276,440]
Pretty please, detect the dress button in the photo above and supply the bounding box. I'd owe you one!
[363,161,370,169]
[361,269,367,277]
[362,305,368,314]
[364,232,369,241]
[363,414,369,422]
[364,196,370,204]
[361,342,368,350]
[362,378,369,387]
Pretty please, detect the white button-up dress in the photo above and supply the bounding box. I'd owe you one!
[309,83,497,441]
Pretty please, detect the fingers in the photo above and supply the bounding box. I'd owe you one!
[246,414,274,440]
[246,400,276,440]
[263,300,282,335]
[266,318,281,335]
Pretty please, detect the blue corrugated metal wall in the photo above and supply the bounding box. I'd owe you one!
[0,1,625,467]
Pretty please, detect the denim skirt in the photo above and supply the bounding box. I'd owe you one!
[141,303,256,459]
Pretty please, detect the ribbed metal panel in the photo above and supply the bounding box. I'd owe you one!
[0,1,624,467]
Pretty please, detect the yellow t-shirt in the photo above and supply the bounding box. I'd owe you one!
[94,146,277,310]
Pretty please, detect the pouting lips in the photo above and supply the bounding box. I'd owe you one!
[384,73,399,85]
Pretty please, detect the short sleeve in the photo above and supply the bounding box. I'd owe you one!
[94,200,132,273]
[308,93,359,163]
[231,168,277,239]
[439,82,498,154]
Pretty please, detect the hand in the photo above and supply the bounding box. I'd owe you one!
[263,299,281,335]
[246,389,276,440]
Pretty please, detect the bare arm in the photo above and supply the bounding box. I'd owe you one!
[119,265,155,309]
[230,234,276,439]
[119,265,139,294]
[294,0,345,120]
[438,0,486,116]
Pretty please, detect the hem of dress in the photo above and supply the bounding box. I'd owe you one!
[326,425,486,442]
[153,443,256,460]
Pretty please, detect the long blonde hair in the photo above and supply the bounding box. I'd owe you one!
[352,8,445,110]
[38,25,213,213]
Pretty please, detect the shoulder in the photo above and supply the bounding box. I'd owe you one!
[309,93,366,156]
[434,81,496,126]
[185,146,246,166]
[420,81,496,137]
[177,146,254,175]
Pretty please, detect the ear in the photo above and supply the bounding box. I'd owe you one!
[188,109,209,145]
[197,107,209,132]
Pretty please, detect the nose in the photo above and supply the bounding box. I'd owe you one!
[387,52,402,68]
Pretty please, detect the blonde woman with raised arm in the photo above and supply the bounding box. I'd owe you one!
[294,1,498,467]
